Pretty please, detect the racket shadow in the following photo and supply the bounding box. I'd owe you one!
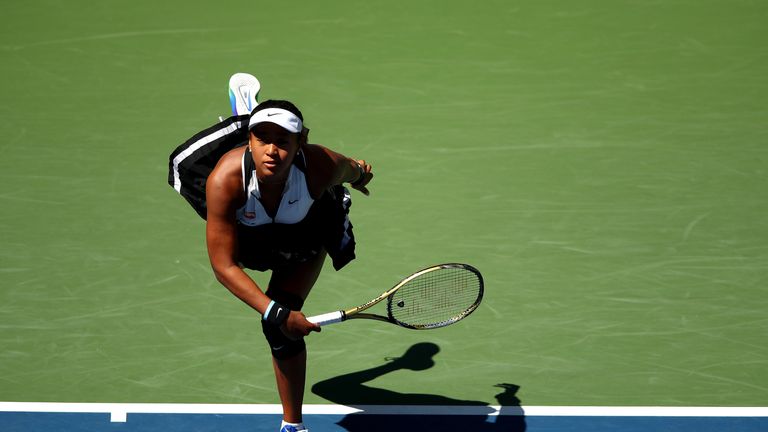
[311,342,526,431]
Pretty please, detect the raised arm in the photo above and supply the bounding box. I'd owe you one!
[303,142,373,196]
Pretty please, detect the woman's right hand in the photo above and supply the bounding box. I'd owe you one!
[281,311,321,339]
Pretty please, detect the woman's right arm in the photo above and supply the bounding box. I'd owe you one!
[205,150,319,338]
[205,155,272,316]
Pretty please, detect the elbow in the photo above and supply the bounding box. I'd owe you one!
[212,267,227,285]
[210,262,235,287]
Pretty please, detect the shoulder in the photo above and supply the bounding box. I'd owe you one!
[206,146,247,212]
[302,143,333,161]
[302,143,342,197]
[209,146,246,184]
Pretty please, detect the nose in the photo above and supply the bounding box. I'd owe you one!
[264,143,278,156]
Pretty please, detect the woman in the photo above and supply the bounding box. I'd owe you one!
[204,99,372,432]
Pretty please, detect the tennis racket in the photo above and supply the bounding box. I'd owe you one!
[307,263,483,329]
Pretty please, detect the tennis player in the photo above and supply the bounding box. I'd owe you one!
[174,97,372,432]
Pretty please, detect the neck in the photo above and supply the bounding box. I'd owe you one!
[258,178,286,193]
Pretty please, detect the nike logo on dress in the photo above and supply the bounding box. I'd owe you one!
[288,199,299,205]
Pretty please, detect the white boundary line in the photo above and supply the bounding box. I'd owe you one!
[0,402,767,423]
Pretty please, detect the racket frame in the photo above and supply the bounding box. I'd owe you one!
[307,263,483,329]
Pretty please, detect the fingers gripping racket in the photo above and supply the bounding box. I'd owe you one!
[307,263,483,329]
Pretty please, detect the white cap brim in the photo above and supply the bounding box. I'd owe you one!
[248,108,303,134]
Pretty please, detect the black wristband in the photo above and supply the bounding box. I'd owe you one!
[263,300,291,326]
[350,163,366,187]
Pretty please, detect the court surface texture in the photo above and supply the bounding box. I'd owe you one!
[1,1,766,431]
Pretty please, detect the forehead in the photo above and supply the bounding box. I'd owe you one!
[250,122,297,138]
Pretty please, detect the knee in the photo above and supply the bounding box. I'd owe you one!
[261,289,306,360]
[261,321,306,360]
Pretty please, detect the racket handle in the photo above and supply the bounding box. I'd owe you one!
[307,311,345,326]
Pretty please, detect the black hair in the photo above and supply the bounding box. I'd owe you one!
[251,99,304,122]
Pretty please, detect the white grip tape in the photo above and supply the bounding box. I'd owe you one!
[307,311,344,326]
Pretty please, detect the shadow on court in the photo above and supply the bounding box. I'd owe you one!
[312,342,526,431]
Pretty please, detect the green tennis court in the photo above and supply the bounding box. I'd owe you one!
[1,0,766,430]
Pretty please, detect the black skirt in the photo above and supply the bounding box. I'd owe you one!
[236,185,355,271]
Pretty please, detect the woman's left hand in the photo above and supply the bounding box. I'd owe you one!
[351,160,373,196]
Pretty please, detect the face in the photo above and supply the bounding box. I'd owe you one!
[248,122,301,184]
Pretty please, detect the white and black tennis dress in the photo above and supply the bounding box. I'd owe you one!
[168,115,356,271]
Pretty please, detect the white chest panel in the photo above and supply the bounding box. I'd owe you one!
[236,164,315,226]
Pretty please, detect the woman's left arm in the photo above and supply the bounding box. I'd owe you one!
[304,143,373,195]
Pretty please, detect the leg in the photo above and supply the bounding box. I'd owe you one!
[272,349,307,424]
[268,250,327,302]
[266,251,327,425]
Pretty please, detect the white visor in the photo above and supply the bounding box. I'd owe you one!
[248,108,303,134]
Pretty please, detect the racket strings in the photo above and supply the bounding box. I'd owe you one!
[389,267,481,328]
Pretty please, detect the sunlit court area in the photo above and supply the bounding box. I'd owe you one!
[1,1,767,431]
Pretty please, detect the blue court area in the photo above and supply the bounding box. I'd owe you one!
[2,412,767,432]
[2,404,768,432]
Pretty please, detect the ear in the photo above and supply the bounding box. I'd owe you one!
[299,126,310,146]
